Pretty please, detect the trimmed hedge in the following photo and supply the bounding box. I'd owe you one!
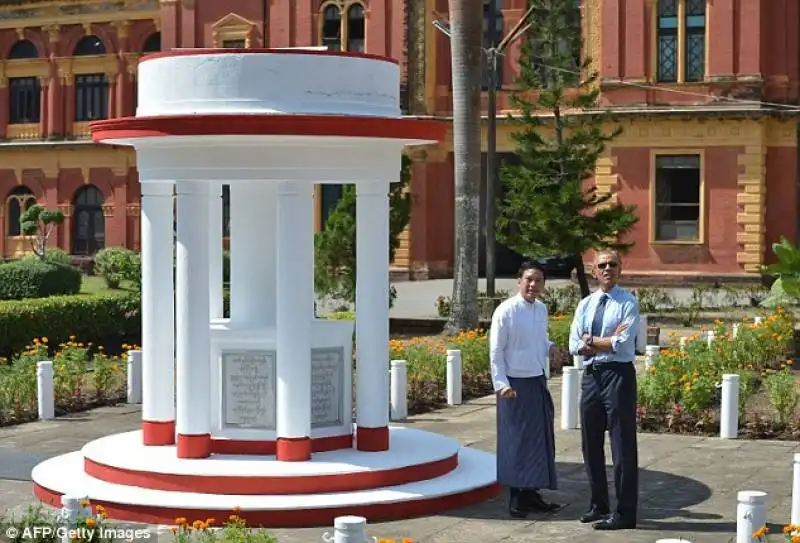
[0,293,140,359]
[0,259,81,300]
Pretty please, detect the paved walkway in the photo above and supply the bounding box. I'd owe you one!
[1,375,796,543]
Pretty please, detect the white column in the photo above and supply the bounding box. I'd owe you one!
[140,182,175,445]
[275,180,314,461]
[174,181,212,458]
[355,181,391,452]
[229,182,277,328]
[209,182,224,320]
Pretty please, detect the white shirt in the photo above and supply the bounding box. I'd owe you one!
[489,294,553,391]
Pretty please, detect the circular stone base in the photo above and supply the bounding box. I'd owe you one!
[31,428,500,528]
[80,428,460,494]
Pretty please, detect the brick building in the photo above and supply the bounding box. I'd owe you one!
[0,0,797,281]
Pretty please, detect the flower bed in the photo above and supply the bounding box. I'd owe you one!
[637,308,800,439]
[0,337,131,426]
[390,316,573,415]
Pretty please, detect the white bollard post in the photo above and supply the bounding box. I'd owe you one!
[127,350,143,404]
[732,323,740,339]
[560,366,580,430]
[322,515,369,543]
[389,360,407,421]
[792,453,800,526]
[59,494,90,543]
[679,336,688,350]
[446,350,462,406]
[720,374,740,439]
[644,345,660,370]
[736,490,767,543]
[754,316,763,326]
[37,361,55,420]
[573,354,583,367]
[636,315,648,354]
[707,330,715,347]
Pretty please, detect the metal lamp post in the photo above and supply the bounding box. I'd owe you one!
[434,5,535,297]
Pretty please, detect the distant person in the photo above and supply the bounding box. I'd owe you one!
[490,261,560,518]
[568,249,640,531]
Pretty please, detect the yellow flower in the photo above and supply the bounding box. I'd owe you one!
[85,518,96,528]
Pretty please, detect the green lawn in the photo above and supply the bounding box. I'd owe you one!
[81,275,134,295]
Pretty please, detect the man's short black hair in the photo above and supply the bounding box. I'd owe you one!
[517,260,547,280]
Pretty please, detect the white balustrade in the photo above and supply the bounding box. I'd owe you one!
[389,359,408,421]
[736,490,767,543]
[446,349,462,406]
[560,366,579,430]
[37,361,54,420]
[720,374,739,439]
[126,350,143,404]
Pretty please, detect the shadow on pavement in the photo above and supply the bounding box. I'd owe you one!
[437,461,732,535]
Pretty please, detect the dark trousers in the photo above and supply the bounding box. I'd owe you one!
[580,362,639,521]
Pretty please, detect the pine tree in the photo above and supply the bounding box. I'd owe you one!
[313,154,412,308]
[496,0,639,297]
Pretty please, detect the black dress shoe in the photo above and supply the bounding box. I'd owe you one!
[523,490,561,512]
[593,512,636,530]
[579,506,610,523]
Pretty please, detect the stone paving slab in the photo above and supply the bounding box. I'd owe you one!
[0,378,797,543]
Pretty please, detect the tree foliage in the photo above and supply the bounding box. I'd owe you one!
[761,236,800,307]
[496,0,639,296]
[313,154,412,308]
[20,204,65,260]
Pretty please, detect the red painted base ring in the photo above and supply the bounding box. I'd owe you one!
[210,433,352,455]
[276,437,312,462]
[82,453,458,495]
[356,426,389,452]
[34,481,502,528]
[176,434,212,459]
[142,421,175,446]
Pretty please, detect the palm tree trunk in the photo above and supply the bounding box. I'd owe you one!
[443,0,483,334]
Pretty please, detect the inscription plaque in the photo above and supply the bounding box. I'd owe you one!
[221,350,277,430]
[219,347,346,432]
[311,347,345,429]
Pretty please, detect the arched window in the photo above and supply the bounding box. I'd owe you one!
[6,185,36,237]
[7,40,41,125]
[320,2,366,52]
[72,185,105,255]
[142,32,161,53]
[321,5,342,51]
[73,36,109,122]
[346,4,365,52]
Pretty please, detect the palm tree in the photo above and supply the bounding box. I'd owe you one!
[443,0,483,334]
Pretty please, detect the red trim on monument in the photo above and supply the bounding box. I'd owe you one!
[89,115,448,143]
[142,421,175,445]
[140,48,399,65]
[176,434,212,459]
[275,437,312,462]
[210,433,352,455]
[82,454,458,495]
[356,426,390,452]
[34,481,501,529]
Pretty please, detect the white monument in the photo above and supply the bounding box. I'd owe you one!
[30,48,499,527]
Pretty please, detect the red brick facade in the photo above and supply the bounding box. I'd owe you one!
[0,0,798,281]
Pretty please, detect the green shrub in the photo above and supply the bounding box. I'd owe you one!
[94,247,140,289]
[0,259,81,300]
[22,247,73,267]
[0,293,140,359]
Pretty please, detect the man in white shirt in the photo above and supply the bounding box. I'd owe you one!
[490,261,560,518]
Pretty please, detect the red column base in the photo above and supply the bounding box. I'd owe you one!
[176,434,212,459]
[276,437,312,461]
[356,426,389,452]
[142,420,175,445]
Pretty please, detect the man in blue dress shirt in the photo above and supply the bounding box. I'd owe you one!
[568,249,640,531]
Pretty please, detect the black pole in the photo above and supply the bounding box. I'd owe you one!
[485,0,498,297]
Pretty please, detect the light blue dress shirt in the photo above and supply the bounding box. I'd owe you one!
[568,286,640,366]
